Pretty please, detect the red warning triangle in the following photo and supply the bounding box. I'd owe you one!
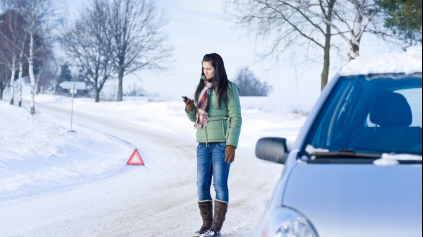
[127,149,145,166]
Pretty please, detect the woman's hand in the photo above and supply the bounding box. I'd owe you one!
[184,98,194,111]
[225,145,236,164]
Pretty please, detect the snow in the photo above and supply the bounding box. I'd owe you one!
[374,159,400,166]
[381,153,423,161]
[339,46,423,77]
[32,94,312,149]
[0,102,134,204]
[1,43,422,235]
[1,85,312,205]
[374,153,423,166]
[0,72,421,235]
[0,91,311,236]
[305,145,330,154]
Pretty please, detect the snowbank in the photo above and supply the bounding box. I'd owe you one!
[0,102,134,204]
[31,94,311,149]
[340,46,423,76]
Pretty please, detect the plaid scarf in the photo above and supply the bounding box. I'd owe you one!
[195,77,214,129]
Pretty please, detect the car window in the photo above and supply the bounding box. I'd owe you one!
[367,88,423,128]
[306,75,423,156]
[398,88,422,127]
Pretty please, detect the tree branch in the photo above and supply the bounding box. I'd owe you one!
[293,0,352,46]
[356,9,379,41]
[259,0,325,48]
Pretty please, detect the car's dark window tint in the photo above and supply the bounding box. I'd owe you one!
[398,88,422,127]
[306,75,423,156]
[367,88,422,128]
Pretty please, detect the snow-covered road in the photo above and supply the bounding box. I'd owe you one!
[0,101,283,237]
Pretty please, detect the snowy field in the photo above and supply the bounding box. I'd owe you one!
[0,90,313,237]
[0,102,134,204]
[31,94,314,148]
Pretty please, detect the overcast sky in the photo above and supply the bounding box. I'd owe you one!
[64,0,402,100]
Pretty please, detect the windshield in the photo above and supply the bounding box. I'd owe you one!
[305,74,423,156]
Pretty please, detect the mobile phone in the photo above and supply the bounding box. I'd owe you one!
[182,96,188,101]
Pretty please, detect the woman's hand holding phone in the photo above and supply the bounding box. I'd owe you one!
[183,96,194,111]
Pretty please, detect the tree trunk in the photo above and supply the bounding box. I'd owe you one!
[94,87,100,103]
[321,0,335,91]
[29,32,36,115]
[321,36,331,91]
[117,68,123,102]
[348,0,363,61]
[35,74,39,95]
[10,56,16,105]
[348,40,360,61]
[18,60,23,107]
[0,86,3,101]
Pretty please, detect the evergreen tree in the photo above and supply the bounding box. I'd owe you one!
[74,69,90,97]
[56,63,72,94]
[378,0,423,44]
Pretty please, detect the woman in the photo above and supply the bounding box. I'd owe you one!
[184,53,242,237]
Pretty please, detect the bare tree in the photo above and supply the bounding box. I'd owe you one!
[11,0,61,114]
[35,47,56,94]
[109,0,173,102]
[16,40,27,107]
[0,11,16,105]
[234,67,273,96]
[0,0,30,107]
[124,83,146,96]
[294,0,383,60]
[0,9,27,105]
[226,0,394,91]
[0,65,10,101]
[62,0,115,103]
[0,8,6,101]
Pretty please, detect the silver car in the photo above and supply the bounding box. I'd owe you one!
[254,73,423,237]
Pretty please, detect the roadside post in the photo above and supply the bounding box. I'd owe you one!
[59,82,86,132]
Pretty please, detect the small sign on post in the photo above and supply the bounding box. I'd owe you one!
[59,82,86,132]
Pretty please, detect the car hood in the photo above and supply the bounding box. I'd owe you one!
[283,162,422,237]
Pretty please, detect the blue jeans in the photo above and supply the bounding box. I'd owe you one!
[197,143,231,203]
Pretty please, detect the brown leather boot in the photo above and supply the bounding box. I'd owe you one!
[202,200,228,237]
[194,200,213,237]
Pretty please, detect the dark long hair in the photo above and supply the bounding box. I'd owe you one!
[195,53,232,108]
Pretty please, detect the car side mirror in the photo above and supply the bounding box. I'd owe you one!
[255,137,289,164]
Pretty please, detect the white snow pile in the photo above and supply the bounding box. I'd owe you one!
[374,153,423,166]
[0,102,134,204]
[340,46,423,76]
[305,145,330,154]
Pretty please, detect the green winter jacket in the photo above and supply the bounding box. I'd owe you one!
[185,81,242,148]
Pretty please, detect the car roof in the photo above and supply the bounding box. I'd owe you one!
[340,73,422,81]
[339,46,422,77]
